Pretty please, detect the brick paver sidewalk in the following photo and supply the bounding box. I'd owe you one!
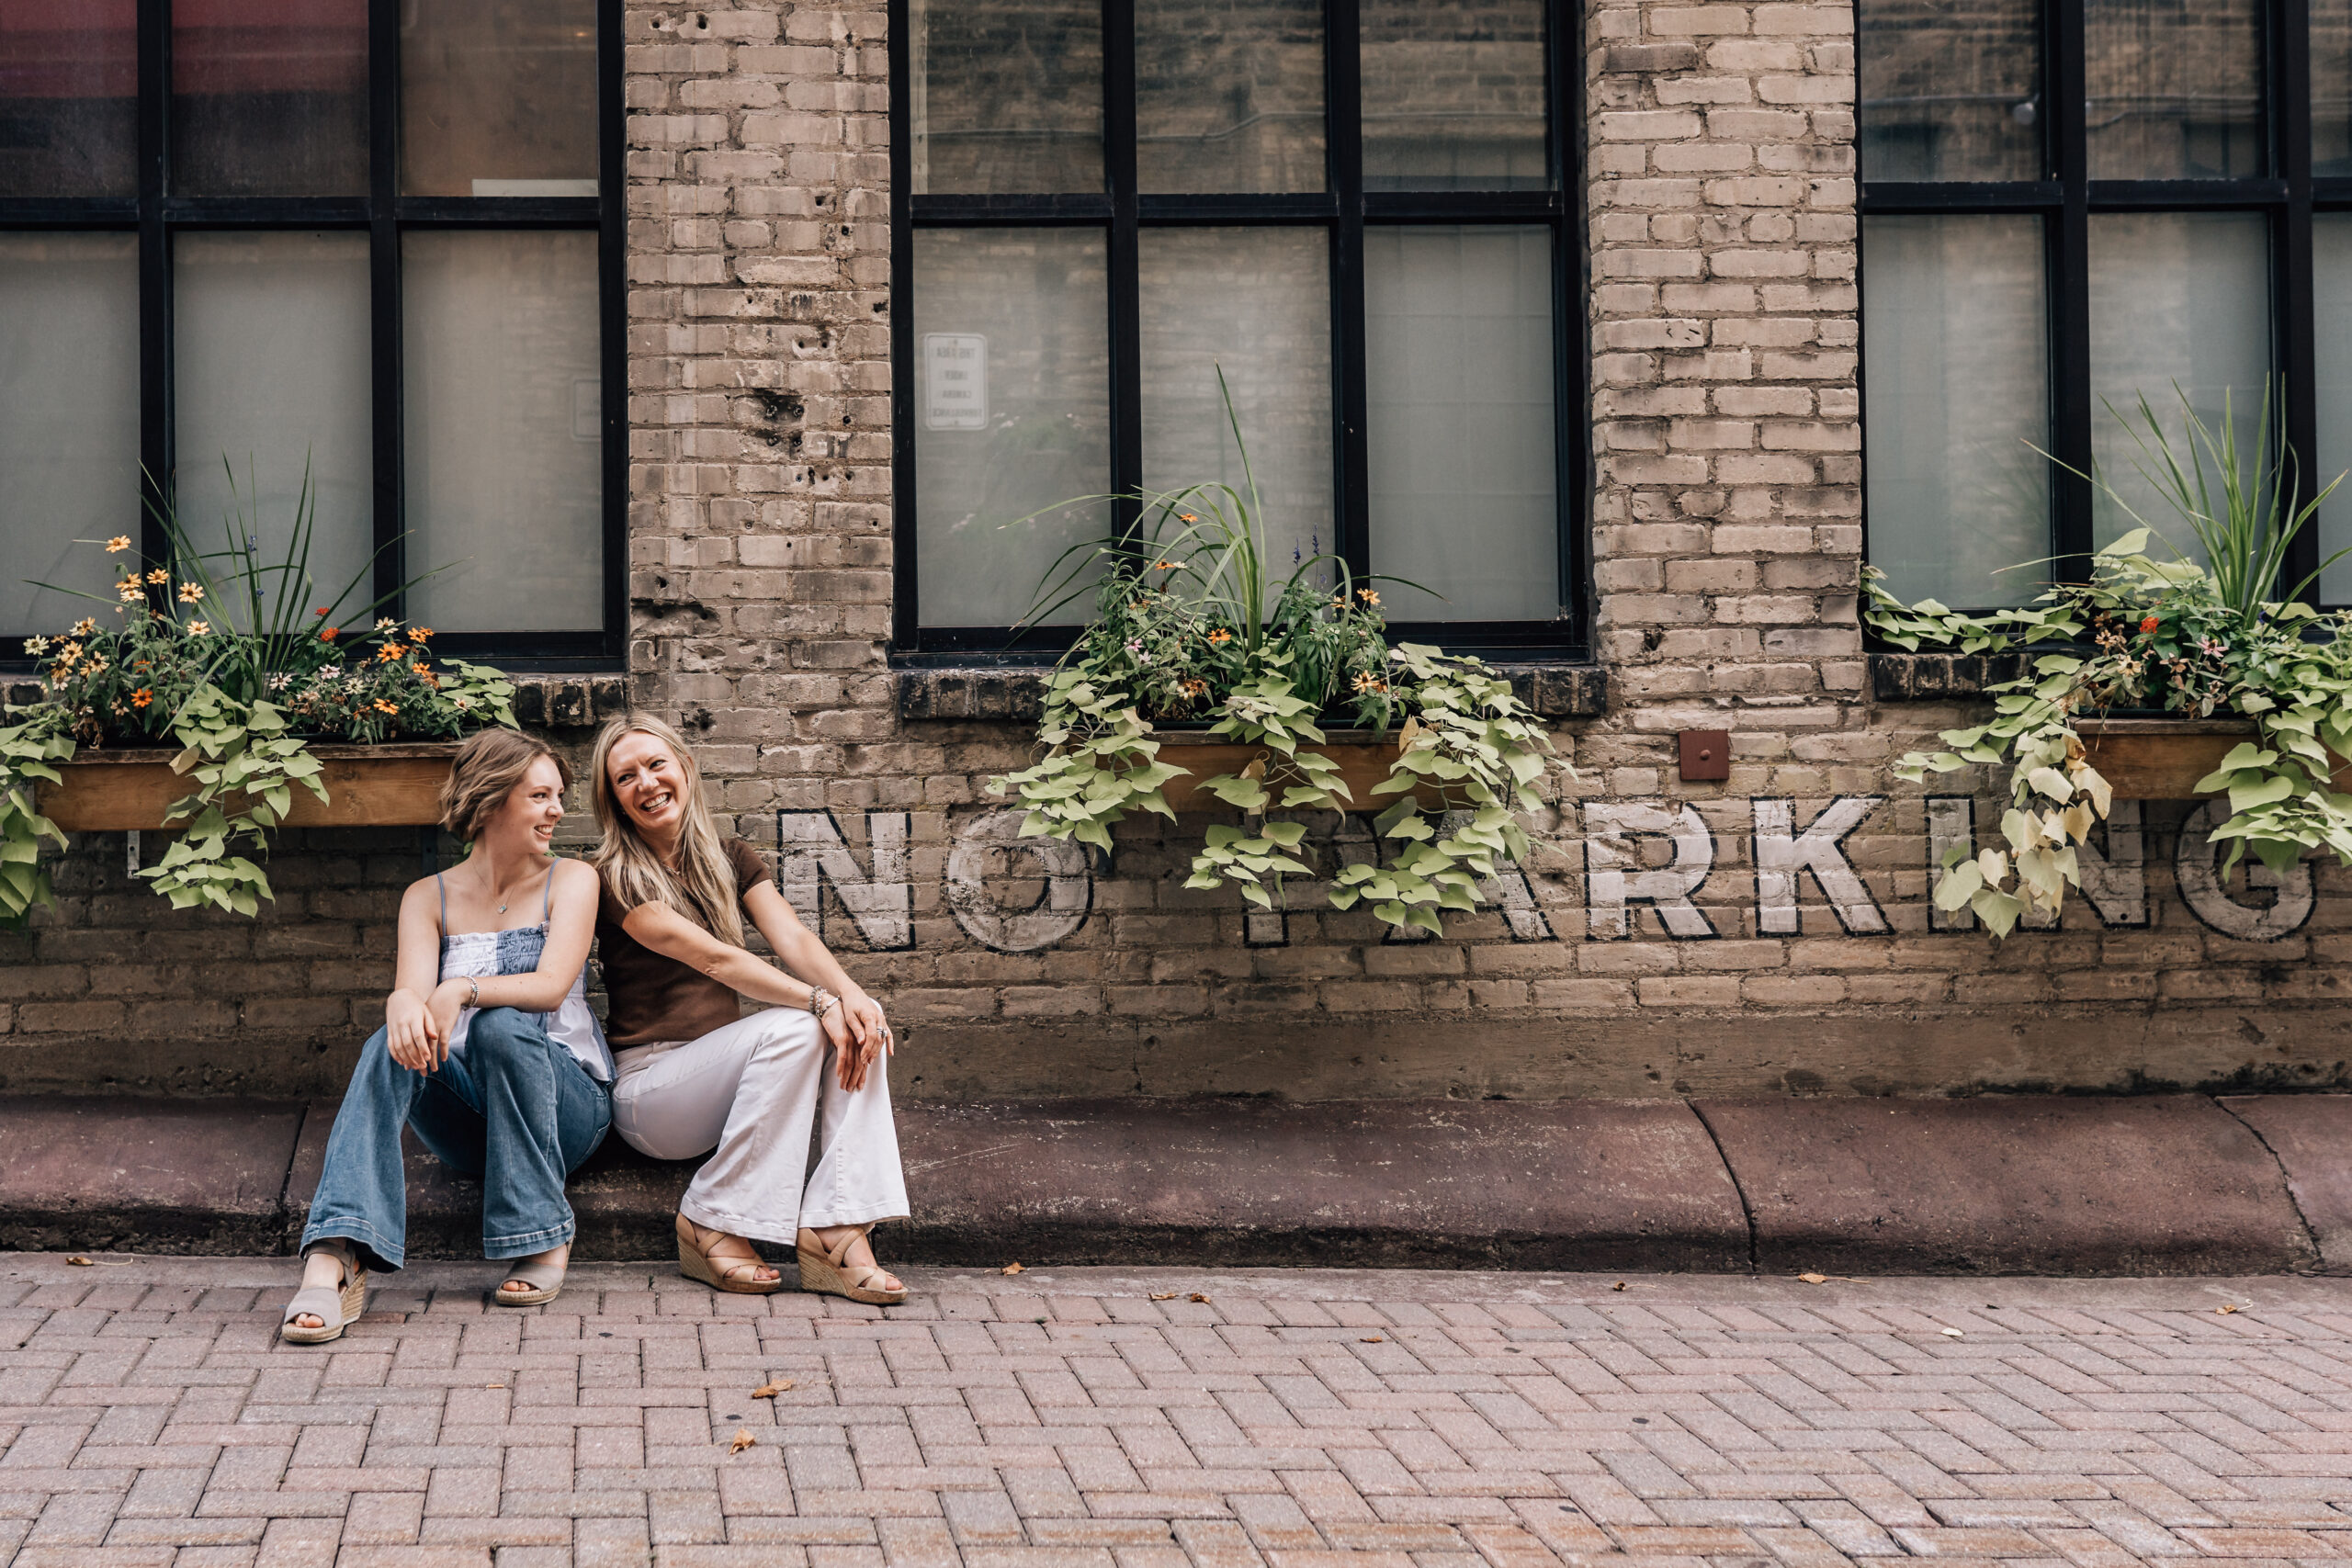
[4,1258,2350,1567]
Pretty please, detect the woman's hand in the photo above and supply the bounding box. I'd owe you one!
[834,987,891,1092]
[428,979,469,1053]
[384,988,443,1071]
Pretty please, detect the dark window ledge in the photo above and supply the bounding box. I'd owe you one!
[3,672,629,733]
[898,664,1608,723]
[1870,649,2030,702]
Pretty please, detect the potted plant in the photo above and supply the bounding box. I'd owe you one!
[1868,386,2352,935]
[986,387,1566,935]
[1,468,516,921]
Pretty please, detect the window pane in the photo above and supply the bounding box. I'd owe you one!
[0,0,137,196]
[173,0,368,195]
[2318,0,2352,177]
[2086,0,2264,180]
[1360,0,1548,191]
[1862,217,2050,608]
[0,234,139,637]
[173,232,374,618]
[1137,0,1325,193]
[1857,0,2041,182]
[2312,215,2352,602]
[2088,211,2270,551]
[914,229,1111,628]
[910,0,1101,195]
[402,232,602,632]
[1139,228,1332,596]
[401,0,596,197]
[1364,227,1557,621]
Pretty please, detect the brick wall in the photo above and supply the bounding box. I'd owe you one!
[7,0,2349,1101]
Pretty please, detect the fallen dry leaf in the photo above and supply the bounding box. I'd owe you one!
[1798,1272,1828,1285]
[1001,1262,1024,1275]
[484,1383,505,1390]
[1611,1281,1626,1292]
[66,1256,92,1267]
[1939,1327,1963,1338]
[1361,1336,1384,1344]
[752,1379,795,1398]
[729,1427,755,1454]
[1188,1292,1209,1303]
[2216,1303,2241,1314]
[1149,1292,1177,1301]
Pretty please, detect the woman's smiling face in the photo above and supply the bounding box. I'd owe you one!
[489,755,568,853]
[605,729,686,840]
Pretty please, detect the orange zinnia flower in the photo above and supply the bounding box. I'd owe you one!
[131,687,153,708]
[319,626,339,641]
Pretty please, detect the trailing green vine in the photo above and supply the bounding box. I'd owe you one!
[985,397,1565,936]
[2,467,519,923]
[1872,386,2352,936]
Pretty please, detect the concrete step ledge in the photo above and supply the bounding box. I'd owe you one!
[2,1092,2346,1275]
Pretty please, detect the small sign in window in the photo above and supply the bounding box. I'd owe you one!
[923,333,987,430]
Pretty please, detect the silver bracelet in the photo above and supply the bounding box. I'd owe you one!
[808,987,834,1021]
[466,977,481,1008]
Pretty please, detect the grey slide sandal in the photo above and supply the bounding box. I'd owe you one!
[279,1244,368,1345]
[493,1254,567,1306]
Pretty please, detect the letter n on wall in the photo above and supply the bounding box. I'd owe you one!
[775,810,914,951]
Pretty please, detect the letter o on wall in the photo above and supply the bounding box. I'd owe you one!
[945,807,1094,952]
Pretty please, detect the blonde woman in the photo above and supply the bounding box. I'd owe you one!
[282,728,613,1343]
[589,714,908,1303]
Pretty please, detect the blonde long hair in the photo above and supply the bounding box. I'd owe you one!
[589,713,746,948]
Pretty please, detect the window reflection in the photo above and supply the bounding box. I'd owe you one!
[172,0,368,196]
[401,0,596,197]
[2086,0,2264,180]
[910,0,1102,195]
[0,0,137,197]
[1137,0,1325,194]
[1858,0,2041,182]
[1360,0,1548,191]
[2315,0,2352,177]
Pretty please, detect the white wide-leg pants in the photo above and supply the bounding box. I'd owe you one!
[609,1007,908,1246]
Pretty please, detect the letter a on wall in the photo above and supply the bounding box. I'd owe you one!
[775,810,914,951]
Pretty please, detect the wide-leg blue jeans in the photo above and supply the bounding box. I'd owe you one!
[300,1007,611,1272]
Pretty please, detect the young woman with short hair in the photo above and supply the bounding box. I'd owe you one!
[280,728,612,1342]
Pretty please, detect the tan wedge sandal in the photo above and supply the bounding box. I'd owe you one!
[675,1214,786,1294]
[797,1223,908,1305]
[280,1241,368,1345]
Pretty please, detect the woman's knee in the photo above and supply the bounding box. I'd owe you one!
[466,1007,550,1070]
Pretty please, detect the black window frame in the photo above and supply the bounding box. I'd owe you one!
[1860,0,2345,606]
[0,0,627,670]
[886,0,1590,667]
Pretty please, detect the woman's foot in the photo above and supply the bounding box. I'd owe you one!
[281,1242,368,1344]
[797,1224,906,1303]
[675,1214,785,1294]
[493,1243,571,1307]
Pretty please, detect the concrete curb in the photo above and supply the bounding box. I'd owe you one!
[1,1092,2344,1274]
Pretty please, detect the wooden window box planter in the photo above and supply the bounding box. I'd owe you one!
[36,743,460,832]
[2076,717,2352,800]
[1151,731,1448,812]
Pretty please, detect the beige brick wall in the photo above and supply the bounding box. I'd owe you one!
[7,0,2350,1101]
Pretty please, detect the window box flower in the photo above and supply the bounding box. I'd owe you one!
[36,742,462,832]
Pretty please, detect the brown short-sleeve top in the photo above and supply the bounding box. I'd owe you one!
[595,837,771,1046]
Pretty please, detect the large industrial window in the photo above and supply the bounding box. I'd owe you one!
[0,0,623,662]
[888,0,1585,659]
[1860,0,2352,610]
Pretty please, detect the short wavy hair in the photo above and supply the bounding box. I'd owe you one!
[438,728,571,843]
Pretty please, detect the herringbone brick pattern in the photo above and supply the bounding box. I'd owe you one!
[3,1260,2349,1566]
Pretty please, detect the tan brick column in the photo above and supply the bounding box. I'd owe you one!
[1587,1,1862,727]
